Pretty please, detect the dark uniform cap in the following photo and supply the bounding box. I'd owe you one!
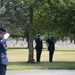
[36,34,40,38]
[50,37,54,40]
[0,25,7,34]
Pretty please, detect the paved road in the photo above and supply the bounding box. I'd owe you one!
[6,70,75,75]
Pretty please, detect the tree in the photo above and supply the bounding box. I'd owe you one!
[23,0,48,62]
[0,0,48,63]
[34,0,75,41]
[28,6,34,62]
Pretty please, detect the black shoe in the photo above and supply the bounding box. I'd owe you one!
[37,61,40,62]
[50,61,52,62]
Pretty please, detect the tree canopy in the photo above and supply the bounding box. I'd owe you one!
[0,0,75,40]
[34,0,75,40]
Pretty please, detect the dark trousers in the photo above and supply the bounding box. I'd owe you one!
[49,50,54,62]
[36,50,42,62]
[0,64,7,75]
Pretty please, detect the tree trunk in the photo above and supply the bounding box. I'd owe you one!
[28,6,34,63]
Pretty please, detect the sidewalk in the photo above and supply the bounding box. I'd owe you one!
[6,70,75,75]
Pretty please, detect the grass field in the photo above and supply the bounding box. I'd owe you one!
[7,47,75,70]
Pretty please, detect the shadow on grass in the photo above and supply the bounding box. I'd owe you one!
[7,61,75,70]
[56,50,75,52]
[9,61,75,64]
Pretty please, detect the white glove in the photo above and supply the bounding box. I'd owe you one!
[4,33,10,39]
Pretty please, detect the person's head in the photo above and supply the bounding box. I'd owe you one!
[36,34,40,39]
[0,25,7,39]
[50,37,54,40]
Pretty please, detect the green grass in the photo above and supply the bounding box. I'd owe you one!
[7,61,75,70]
[7,47,75,70]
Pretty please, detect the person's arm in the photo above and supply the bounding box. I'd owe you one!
[46,39,49,47]
[1,33,10,44]
[4,33,10,39]
[53,41,55,50]
[35,38,37,49]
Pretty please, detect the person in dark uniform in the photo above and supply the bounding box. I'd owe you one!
[35,34,43,62]
[0,26,9,75]
[46,37,55,62]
